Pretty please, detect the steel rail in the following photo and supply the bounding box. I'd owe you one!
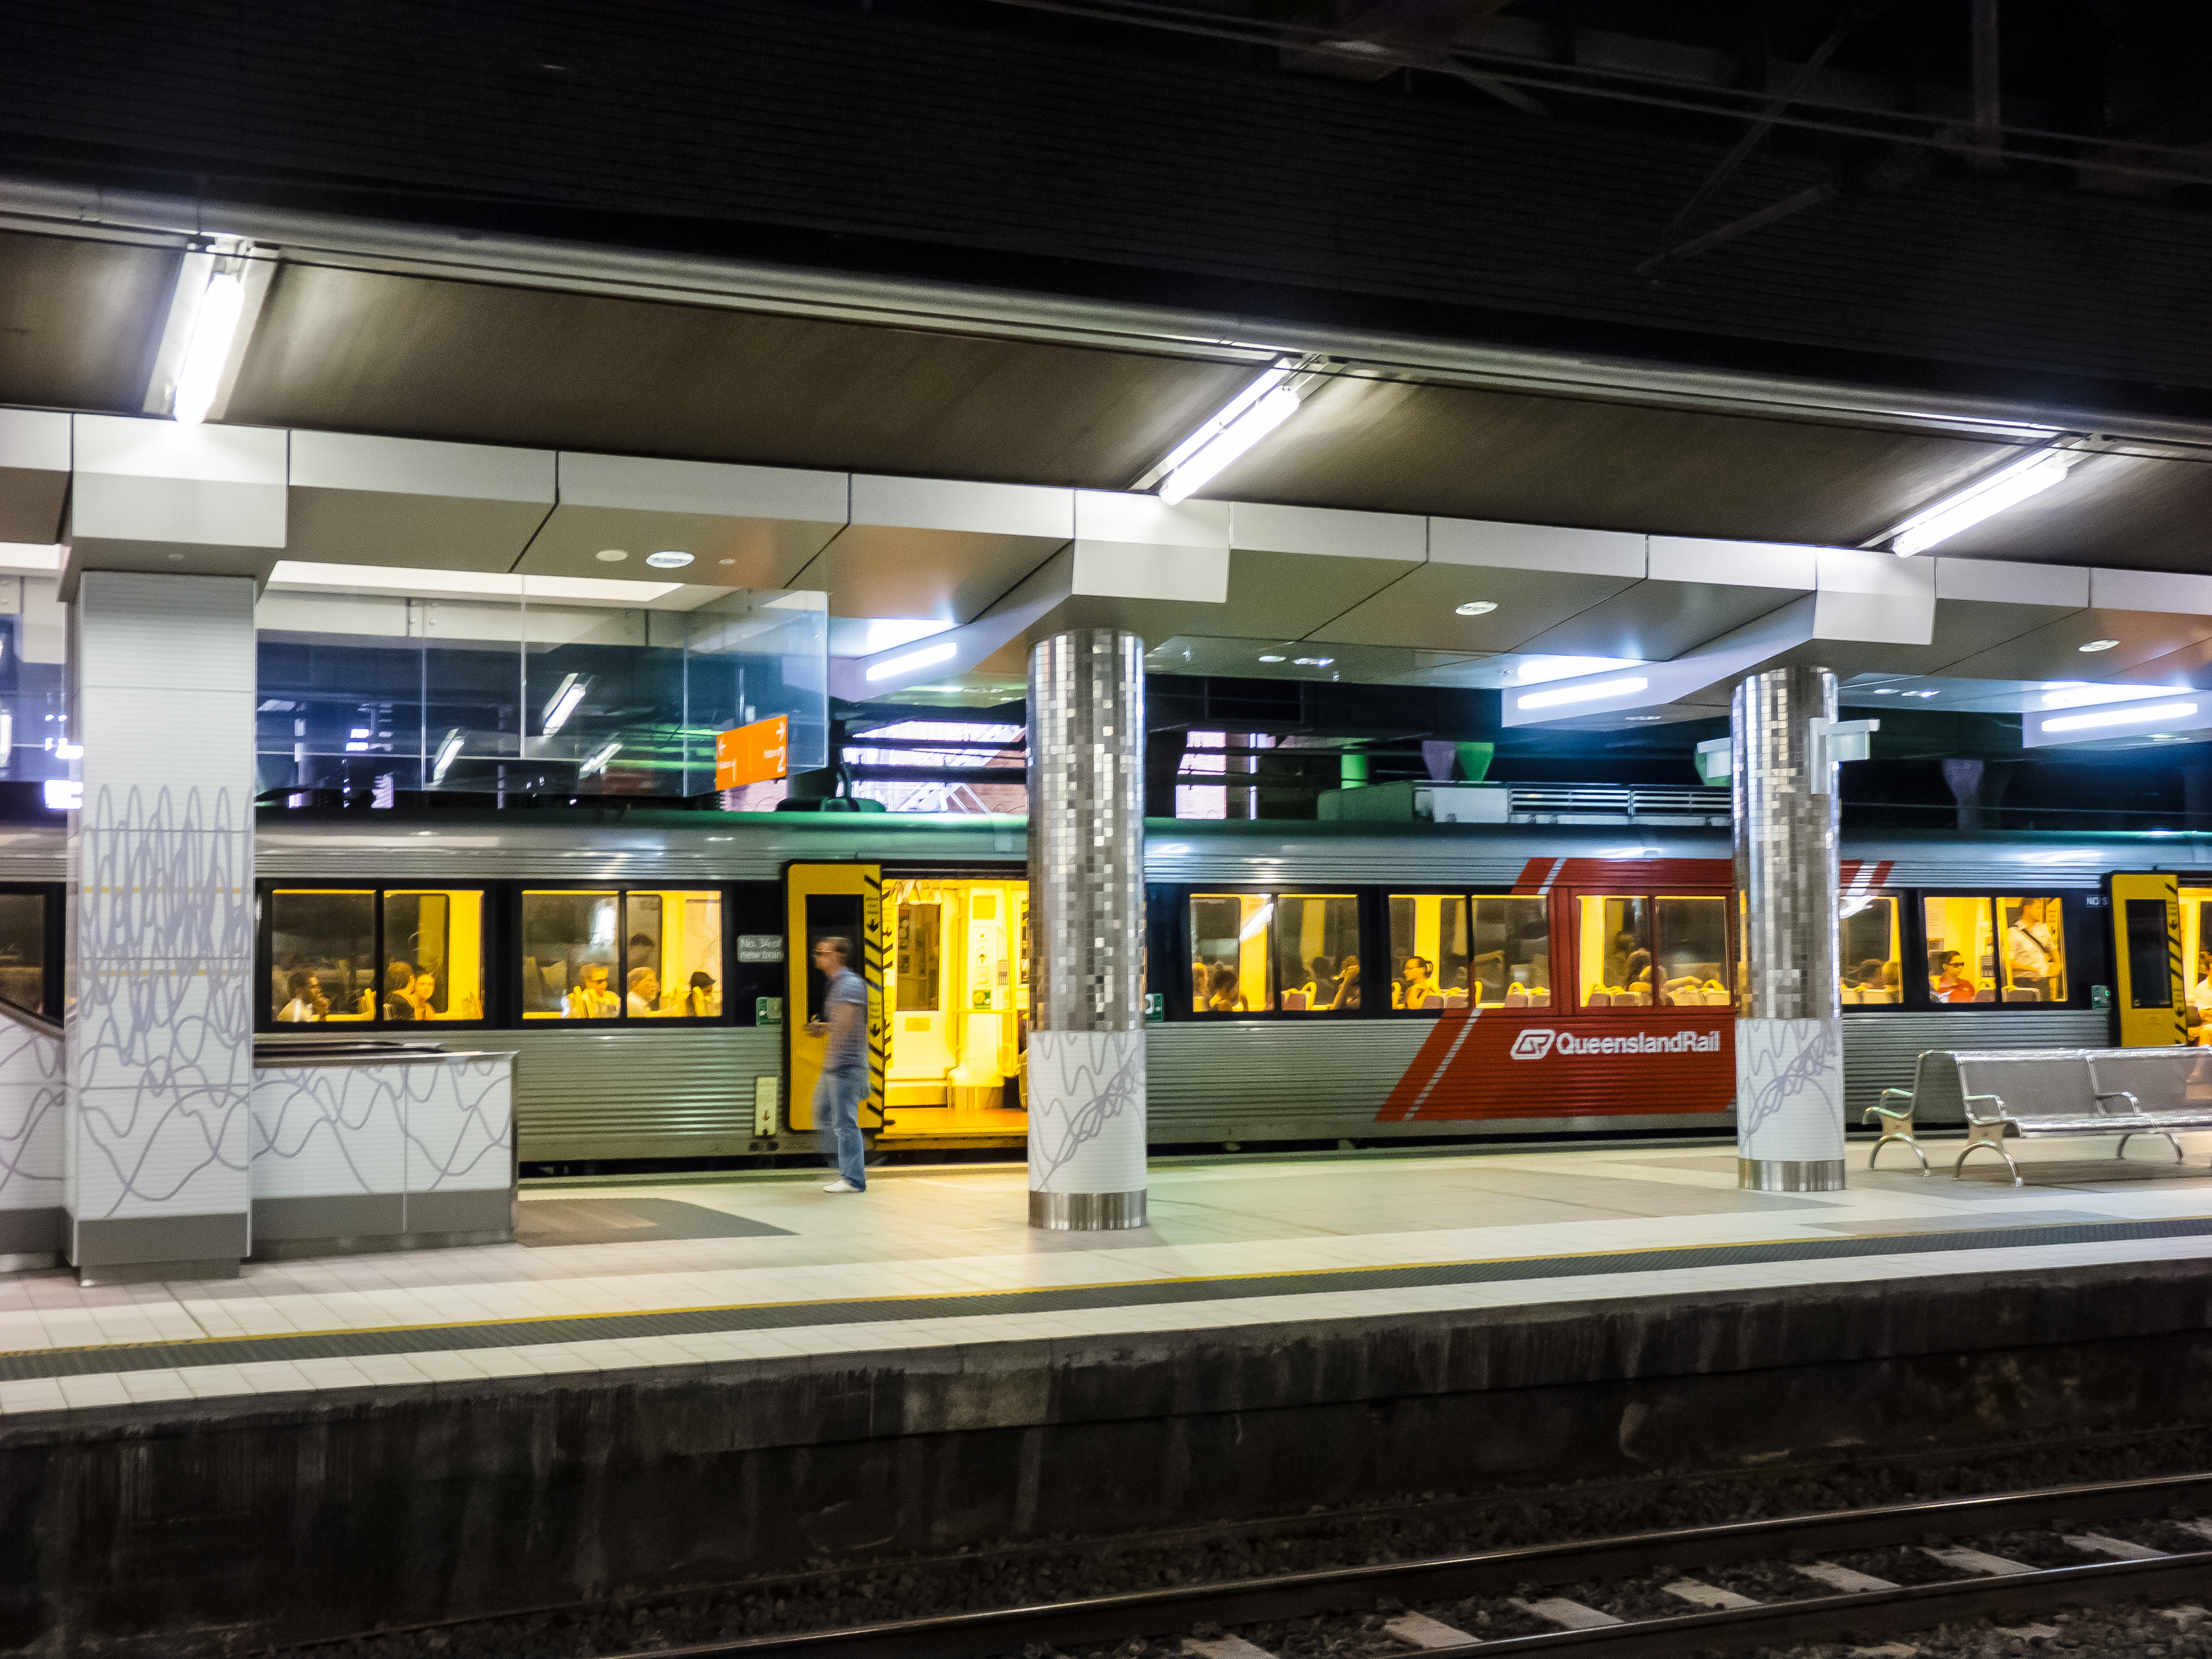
[607,1470,2212,1659]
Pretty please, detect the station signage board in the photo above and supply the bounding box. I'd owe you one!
[716,716,789,790]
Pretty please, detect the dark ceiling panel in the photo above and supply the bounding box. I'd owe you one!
[1932,450,2212,573]
[1203,374,2016,548]
[0,231,176,413]
[227,264,1255,487]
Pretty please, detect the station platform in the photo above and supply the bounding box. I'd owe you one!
[10,1138,2212,1655]
[5,1137,2212,1413]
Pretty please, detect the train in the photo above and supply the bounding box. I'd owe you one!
[0,805,2200,1165]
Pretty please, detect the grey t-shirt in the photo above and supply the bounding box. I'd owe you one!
[823,967,867,1071]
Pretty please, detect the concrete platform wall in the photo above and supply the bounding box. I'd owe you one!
[4,1259,2210,1654]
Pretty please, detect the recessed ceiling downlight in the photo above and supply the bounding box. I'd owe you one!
[1455,600,1498,617]
[594,549,629,562]
[1258,654,1286,662]
[2079,638,2121,653]
[645,550,694,569]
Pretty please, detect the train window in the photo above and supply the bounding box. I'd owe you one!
[521,891,620,1019]
[1997,895,2066,1004]
[1653,897,1731,1008]
[1189,894,1271,1013]
[380,890,486,1021]
[0,893,45,1017]
[270,889,379,1022]
[1274,893,1360,1013]
[628,889,723,1016]
[1389,895,1468,1012]
[1470,895,1551,1009]
[2184,891,2212,1015]
[1922,896,1996,1003]
[895,901,942,1010]
[1839,894,1902,1005]
[1577,895,1652,1009]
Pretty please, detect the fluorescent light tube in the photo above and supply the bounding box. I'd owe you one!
[2040,701,2198,733]
[173,270,246,425]
[2038,684,2172,709]
[578,740,622,777]
[43,780,80,811]
[431,729,464,784]
[1155,367,1293,478]
[865,640,959,682]
[1890,449,2080,556]
[1516,675,1651,711]
[541,675,587,734]
[1160,387,1302,504]
[1239,901,1275,942]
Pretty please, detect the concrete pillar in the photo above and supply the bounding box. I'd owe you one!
[1026,628,1147,1230]
[60,416,279,1282]
[1732,666,1846,1193]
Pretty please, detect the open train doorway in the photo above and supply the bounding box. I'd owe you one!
[884,874,1029,1144]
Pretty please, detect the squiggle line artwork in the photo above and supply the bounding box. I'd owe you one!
[73,784,253,1216]
[1028,1030,1145,1191]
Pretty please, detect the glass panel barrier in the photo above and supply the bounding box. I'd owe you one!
[626,888,723,1016]
[270,889,377,1022]
[1923,896,1996,1003]
[0,893,44,1018]
[1472,895,1550,1008]
[380,890,486,1021]
[1578,895,1652,1009]
[521,890,620,1019]
[1654,895,1731,1007]
[1839,894,1902,1005]
[1189,893,1271,1013]
[1275,893,1360,1013]
[1997,895,2066,1004]
[1388,895,1468,1012]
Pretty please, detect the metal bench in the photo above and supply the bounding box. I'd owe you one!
[1955,1050,2180,1186]
[1865,1049,1968,1175]
[2087,1048,2212,1159]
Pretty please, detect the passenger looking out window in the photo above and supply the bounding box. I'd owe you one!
[1331,955,1361,1010]
[628,968,660,1015]
[567,964,620,1019]
[1931,949,1976,1003]
[1397,956,1438,1009]
[1922,896,1995,1003]
[1387,894,1472,1013]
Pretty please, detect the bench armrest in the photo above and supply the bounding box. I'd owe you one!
[2092,1088,2141,1116]
[1961,1091,2008,1124]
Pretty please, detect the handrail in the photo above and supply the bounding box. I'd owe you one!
[0,995,61,1043]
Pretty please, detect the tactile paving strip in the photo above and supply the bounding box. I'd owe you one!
[4,1215,2209,1383]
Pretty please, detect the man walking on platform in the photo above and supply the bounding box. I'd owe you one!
[807,936,869,1193]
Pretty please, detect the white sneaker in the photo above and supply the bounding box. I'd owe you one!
[822,1179,863,1193]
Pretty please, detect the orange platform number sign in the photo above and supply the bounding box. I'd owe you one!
[716,716,790,790]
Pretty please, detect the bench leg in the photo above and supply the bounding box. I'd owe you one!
[1869,1131,1929,1175]
[2114,1131,2187,1165]
[1955,1137,2022,1187]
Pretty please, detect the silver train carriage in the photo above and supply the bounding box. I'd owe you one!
[0,811,2183,1162]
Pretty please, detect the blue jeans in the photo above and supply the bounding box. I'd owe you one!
[814,1065,867,1188]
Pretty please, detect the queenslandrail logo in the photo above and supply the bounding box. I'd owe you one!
[1509,1027,1720,1060]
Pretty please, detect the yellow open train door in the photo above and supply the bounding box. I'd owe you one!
[2106,870,2185,1047]
[785,863,887,1130]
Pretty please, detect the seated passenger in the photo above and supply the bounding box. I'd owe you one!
[406,969,438,1020]
[1206,963,1248,1013]
[1307,956,1339,1008]
[684,971,719,1018]
[382,961,418,1021]
[1397,955,1437,1008]
[1623,949,1655,1002]
[627,966,661,1016]
[1329,956,1361,1011]
[1929,948,1975,1003]
[567,964,620,1019]
[275,971,326,1023]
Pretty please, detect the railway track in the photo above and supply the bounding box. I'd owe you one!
[608,1471,2212,1659]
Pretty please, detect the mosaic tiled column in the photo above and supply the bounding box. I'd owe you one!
[66,573,257,1279]
[1733,665,1846,1192]
[1026,628,1147,1230]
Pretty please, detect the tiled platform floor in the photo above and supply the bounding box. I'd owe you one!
[7,1134,2212,1418]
